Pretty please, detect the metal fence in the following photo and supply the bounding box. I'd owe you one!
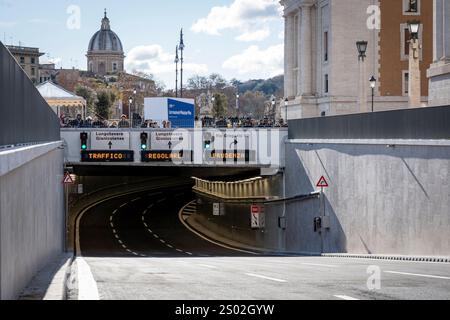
[288,106,450,140]
[0,42,60,147]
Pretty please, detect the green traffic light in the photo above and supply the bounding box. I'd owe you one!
[141,144,147,150]
[81,144,87,150]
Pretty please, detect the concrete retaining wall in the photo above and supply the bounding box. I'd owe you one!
[0,142,64,299]
[285,140,450,256]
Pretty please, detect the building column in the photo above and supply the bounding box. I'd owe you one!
[300,4,313,96]
[284,13,296,98]
[427,0,450,107]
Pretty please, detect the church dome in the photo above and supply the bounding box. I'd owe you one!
[88,11,123,53]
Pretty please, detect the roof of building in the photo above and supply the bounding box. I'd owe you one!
[88,10,124,53]
[36,81,86,107]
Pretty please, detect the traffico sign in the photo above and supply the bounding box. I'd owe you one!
[81,150,134,162]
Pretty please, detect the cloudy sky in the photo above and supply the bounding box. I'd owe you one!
[0,0,284,88]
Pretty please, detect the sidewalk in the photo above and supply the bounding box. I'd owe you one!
[19,252,74,300]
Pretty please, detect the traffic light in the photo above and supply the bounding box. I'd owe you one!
[140,132,148,150]
[204,140,211,149]
[80,132,88,150]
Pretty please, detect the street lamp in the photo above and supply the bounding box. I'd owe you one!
[175,45,179,97]
[284,98,288,125]
[128,97,133,125]
[271,98,276,122]
[356,40,368,61]
[369,76,377,112]
[408,20,420,40]
[179,29,185,98]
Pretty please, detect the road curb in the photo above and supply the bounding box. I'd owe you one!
[181,202,450,264]
[322,253,450,263]
[19,252,74,300]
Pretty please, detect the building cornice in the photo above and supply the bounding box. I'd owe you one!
[281,0,315,16]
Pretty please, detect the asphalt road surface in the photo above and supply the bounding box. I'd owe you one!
[76,186,450,300]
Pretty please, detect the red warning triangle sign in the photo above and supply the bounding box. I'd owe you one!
[63,172,74,184]
[316,176,329,188]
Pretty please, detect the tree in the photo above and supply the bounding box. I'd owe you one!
[95,90,115,119]
[239,91,266,119]
[212,93,228,118]
[187,75,209,90]
[75,85,97,116]
[209,73,228,90]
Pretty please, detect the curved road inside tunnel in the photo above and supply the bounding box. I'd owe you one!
[74,184,450,300]
[78,185,249,258]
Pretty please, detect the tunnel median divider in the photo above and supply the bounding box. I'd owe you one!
[178,189,322,257]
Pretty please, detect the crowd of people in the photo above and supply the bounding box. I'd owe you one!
[60,114,287,129]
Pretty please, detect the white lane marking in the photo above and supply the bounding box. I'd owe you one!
[176,249,183,253]
[112,209,118,215]
[334,295,359,301]
[76,257,99,300]
[109,222,114,228]
[109,216,113,222]
[197,264,218,269]
[384,271,450,280]
[245,273,287,283]
[120,203,127,208]
[118,240,123,245]
[141,216,145,222]
[167,244,174,249]
[185,252,193,256]
[143,223,148,228]
[112,229,116,234]
[131,197,141,202]
[142,210,148,215]
[114,234,119,239]
[153,234,159,239]
[147,204,154,209]
[160,239,166,244]
[300,263,339,268]
[147,229,153,233]
[157,198,167,204]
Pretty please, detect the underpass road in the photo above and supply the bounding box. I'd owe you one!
[77,186,450,300]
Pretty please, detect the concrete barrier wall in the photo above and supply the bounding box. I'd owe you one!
[285,140,450,256]
[0,143,64,299]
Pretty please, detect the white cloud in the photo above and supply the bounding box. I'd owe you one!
[125,44,208,75]
[222,44,284,78]
[0,21,17,28]
[191,0,280,41]
[235,28,270,42]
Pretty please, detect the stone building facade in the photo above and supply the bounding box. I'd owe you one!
[86,11,125,76]
[281,0,433,119]
[6,45,44,84]
[427,0,450,107]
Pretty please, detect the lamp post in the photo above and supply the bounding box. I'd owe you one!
[175,45,179,98]
[271,98,276,122]
[179,29,185,98]
[128,97,133,126]
[284,98,288,126]
[408,20,421,108]
[235,91,240,118]
[356,40,368,112]
[369,76,377,112]
[356,41,368,61]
